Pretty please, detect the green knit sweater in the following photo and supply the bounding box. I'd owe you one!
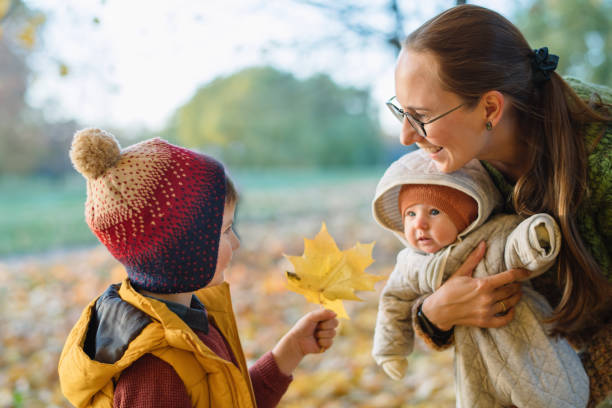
[482,77,612,280]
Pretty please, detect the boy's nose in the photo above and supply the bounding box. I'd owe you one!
[231,233,241,250]
[400,118,425,146]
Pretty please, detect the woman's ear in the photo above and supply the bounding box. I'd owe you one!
[481,90,505,128]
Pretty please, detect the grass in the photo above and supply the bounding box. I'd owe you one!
[0,167,384,257]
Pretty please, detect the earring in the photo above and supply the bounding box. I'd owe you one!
[486,121,493,131]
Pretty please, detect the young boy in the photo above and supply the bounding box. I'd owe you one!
[371,149,588,408]
[58,128,338,408]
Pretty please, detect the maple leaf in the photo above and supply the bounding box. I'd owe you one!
[285,223,384,319]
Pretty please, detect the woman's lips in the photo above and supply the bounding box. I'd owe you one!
[416,143,443,154]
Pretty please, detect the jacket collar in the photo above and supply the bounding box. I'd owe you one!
[142,293,209,334]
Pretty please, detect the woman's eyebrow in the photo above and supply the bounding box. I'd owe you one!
[403,104,431,112]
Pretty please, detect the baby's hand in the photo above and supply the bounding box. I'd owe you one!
[382,358,408,380]
[272,309,339,375]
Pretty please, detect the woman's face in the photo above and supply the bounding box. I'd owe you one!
[394,49,489,173]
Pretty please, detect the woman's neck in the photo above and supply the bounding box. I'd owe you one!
[480,110,528,183]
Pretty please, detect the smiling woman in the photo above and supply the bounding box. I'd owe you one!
[387,4,612,406]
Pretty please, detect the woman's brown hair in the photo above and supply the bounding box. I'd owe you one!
[404,4,611,335]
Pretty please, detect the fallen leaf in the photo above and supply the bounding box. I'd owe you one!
[284,223,384,319]
[0,0,10,21]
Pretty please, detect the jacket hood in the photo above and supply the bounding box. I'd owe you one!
[372,149,502,248]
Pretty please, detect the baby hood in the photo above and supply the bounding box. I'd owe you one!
[372,149,503,248]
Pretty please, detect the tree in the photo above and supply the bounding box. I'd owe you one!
[515,0,612,86]
[283,0,610,85]
[169,66,384,168]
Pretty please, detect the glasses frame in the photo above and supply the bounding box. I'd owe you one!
[386,96,465,138]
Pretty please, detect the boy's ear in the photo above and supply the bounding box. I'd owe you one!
[481,90,505,127]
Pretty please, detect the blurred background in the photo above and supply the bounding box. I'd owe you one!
[0,0,610,406]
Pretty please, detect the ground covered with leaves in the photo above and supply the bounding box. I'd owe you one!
[0,178,456,407]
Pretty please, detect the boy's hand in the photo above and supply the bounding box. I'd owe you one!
[272,309,339,376]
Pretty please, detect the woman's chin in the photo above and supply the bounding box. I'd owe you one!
[430,152,455,173]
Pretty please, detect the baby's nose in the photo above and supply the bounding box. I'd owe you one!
[415,215,429,229]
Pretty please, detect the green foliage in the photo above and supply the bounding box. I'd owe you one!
[0,176,95,256]
[169,66,385,168]
[0,168,383,256]
[515,0,612,86]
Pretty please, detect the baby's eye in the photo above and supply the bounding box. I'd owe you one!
[406,211,416,217]
[430,209,440,216]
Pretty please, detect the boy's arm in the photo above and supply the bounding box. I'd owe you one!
[504,213,561,279]
[249,352,293,408]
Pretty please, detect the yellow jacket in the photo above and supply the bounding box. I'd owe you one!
[58,278,257,408]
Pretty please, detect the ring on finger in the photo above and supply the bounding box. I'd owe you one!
[499,300,507,313]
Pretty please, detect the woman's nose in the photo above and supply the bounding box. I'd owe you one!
[400,118,425,146]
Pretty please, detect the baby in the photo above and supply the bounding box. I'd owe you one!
[371,149,588,408]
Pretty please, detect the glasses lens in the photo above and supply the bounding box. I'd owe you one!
[405,115,426,138]
[386,102,404,123]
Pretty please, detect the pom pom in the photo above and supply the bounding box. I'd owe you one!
[69,128,121,179]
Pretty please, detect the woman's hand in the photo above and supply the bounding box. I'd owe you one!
[422,241,530,331]
[272,309,339,376]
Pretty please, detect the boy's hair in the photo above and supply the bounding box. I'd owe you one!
[399,184,478,233]
[225,175,238,205]
[70,128,227,294]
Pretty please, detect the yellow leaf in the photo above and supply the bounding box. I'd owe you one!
[59,63,69,76]
[18,15,45,49]
[0,0,10,21]
[285,223,385,319]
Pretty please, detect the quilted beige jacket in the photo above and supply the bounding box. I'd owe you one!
[371,149,589,408]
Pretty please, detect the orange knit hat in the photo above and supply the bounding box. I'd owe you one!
[398,184,478,233]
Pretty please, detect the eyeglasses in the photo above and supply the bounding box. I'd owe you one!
[386,96,465,138]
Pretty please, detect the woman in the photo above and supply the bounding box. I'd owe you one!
[388,4,611,406]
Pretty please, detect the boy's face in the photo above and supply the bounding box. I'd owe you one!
[403,203,458,253]
[207,202,240,287]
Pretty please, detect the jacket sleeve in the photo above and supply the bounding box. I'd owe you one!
[372,249,432,365]
[503,213,561,279]
[249,351,292,408]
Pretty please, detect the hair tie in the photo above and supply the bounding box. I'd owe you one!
[530,47,559,84]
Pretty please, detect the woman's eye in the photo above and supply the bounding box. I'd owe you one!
[409,111,424,121]
[430,209,440,215]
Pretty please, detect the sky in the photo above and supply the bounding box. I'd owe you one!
[20,0,516,135]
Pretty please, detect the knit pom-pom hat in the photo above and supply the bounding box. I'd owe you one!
[70,128,226,293]
[399,184,478,233]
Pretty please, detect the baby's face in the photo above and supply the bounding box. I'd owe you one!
[403,204,458,253]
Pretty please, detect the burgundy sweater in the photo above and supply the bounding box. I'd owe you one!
[113,295,292,408]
